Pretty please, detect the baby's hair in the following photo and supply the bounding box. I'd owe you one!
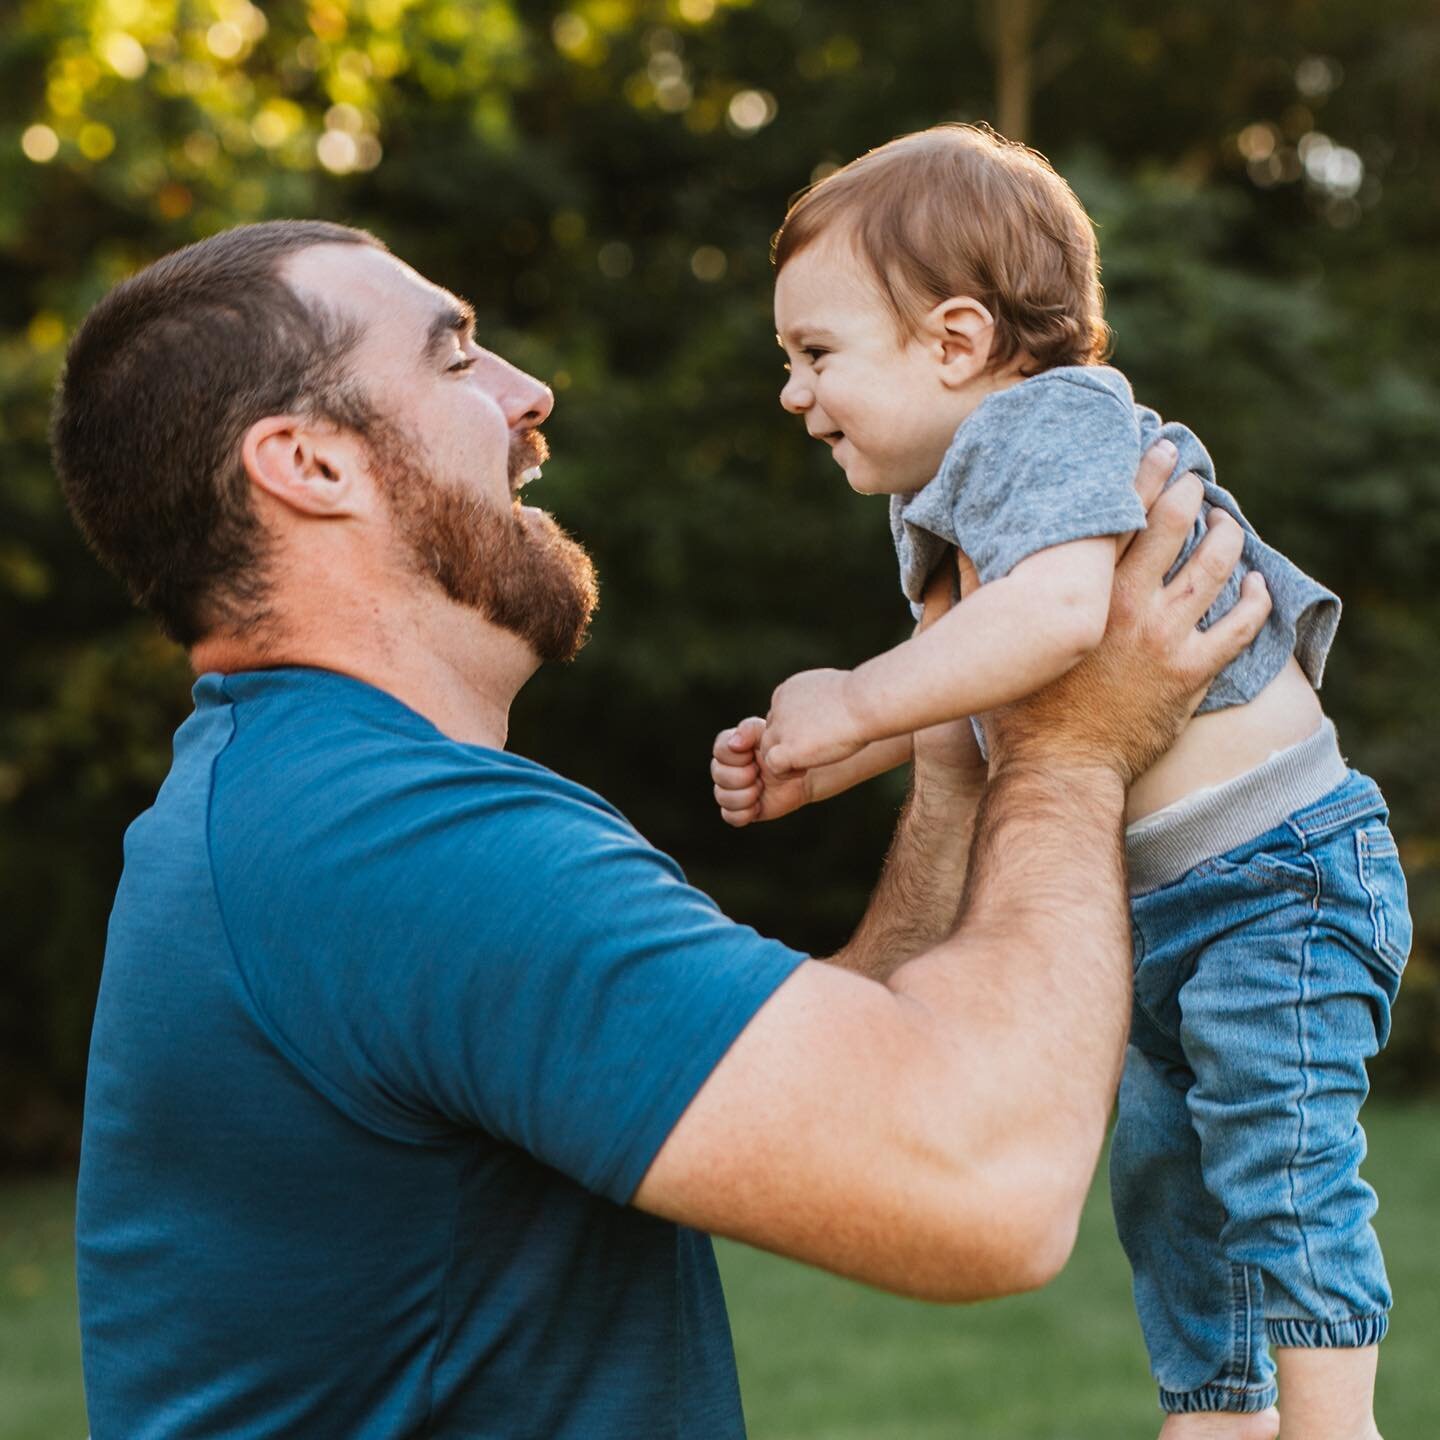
[773,123,1110,374]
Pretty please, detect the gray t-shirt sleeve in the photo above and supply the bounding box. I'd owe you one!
[945,369,1149,584]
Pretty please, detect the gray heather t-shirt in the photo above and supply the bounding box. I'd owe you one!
[889,364,1340,713]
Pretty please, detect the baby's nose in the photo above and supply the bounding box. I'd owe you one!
[779,374,812,413]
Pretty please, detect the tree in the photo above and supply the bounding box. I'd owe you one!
[2,0,1436,1164]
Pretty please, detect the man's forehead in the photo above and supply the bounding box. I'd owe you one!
[283,243,453,346]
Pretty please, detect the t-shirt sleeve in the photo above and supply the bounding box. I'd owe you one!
[949,373,1149,584]
[219,761,807,1205]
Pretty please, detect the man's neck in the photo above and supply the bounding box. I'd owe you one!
[189,600,537,751]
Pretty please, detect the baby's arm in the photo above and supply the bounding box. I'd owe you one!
[712,724,912,828]
[761,536,1118,776]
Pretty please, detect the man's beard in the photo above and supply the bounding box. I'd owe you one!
[366,420,598,664]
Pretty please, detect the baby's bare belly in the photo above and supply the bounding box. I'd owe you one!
[1126,657,1326,825]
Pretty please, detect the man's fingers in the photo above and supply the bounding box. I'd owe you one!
[1120,472,1203,584]
[1186,571,1271,677]
[1116,442,1181,560]
[919,569,954,629]
[1134,440,1178,512]
[1164,508,1245,630]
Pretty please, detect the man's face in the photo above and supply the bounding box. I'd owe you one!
[283,244,597,662]
[774,235,966,497]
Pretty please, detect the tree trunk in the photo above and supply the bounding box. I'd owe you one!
[995,0,1035,143]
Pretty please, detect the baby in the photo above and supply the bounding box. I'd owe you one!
[711,125,1411,1439]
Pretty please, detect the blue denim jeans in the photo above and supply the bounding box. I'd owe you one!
[1111,770,1412,1414]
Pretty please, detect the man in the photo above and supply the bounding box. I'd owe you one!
[53,221,1269,1438]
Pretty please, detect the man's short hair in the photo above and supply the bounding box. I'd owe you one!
[772,124,1110,375]
[51,220,386,645]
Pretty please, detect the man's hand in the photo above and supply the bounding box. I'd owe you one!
[984,444,1272,785]
[758,668,869,777]
[711,717,811,827]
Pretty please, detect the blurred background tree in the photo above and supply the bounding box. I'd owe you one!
[2,0,1436,1167]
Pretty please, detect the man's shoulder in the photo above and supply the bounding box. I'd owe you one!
[206,667,655,937]
[216,666,626,834]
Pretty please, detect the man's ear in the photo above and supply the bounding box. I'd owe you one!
[241,415,369,518]
[923,297,995,389]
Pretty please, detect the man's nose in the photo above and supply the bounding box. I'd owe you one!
[779,373,812,414]
[513,374,553,428]
[492,356,554,427]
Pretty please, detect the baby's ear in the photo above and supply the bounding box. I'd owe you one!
[926,297,995,387]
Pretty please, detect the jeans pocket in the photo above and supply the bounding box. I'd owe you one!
[1355,827,1413,974]
[1204,849,1315,897]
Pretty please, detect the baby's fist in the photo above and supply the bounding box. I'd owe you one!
[759,668,867,776]
[711,718,810,826]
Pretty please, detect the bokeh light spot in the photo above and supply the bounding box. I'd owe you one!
[206,22,244,61]
[727,89,777,135]
[27,312,66,350]
[552,211,586,248]
[690,245,727,282]
[1237,123,1278,162]
[155,183,194,221]
[21,125,60,163]
[317,129,359,173]
[100,32,148,80]
[77,122,116,161]
[1296,55,1342,99]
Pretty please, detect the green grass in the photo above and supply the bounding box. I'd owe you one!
[2,1104,1436,1439]
[721,1102,1440,1439]
[0,1178,85,1440]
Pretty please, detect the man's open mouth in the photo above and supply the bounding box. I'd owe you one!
[508,427,549,494]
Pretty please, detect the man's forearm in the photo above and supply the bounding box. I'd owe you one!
[828,767,982,981]
[892,757,1132,1212]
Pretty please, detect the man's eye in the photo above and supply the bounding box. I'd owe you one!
[448,356,475,373]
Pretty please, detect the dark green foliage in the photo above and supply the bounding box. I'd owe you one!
[2,0,1436,1164]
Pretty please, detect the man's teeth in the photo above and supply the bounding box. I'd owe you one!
[519,466,542,483]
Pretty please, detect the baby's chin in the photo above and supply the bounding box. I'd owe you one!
[844,468,928,499]
[836,445,937,498]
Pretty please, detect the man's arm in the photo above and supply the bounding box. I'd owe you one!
[634,458,1271,1301]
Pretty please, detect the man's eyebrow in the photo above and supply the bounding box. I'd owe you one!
[421,299,476,365]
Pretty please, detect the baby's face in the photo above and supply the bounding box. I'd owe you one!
[774,237,969,496]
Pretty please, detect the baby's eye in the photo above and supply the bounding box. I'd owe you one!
[802,347,829,363]
[448,355,476,373]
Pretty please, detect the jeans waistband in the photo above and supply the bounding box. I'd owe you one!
[1125,721,1348,895]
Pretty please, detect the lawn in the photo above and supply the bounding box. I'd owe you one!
[3,1103,1435,1439]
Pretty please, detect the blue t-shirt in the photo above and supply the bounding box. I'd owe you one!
[77,667,806,1439]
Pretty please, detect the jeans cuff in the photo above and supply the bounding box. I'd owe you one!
[1158,1379,1279,1415]
[1267,1312,1390,1348]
